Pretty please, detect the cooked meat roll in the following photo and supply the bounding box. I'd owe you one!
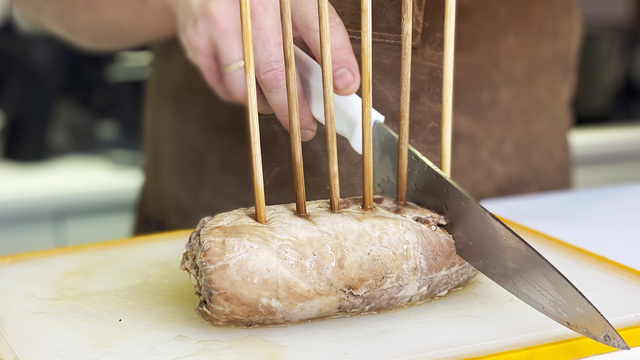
[180,196,477,326]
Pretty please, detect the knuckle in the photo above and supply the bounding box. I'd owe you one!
[206,7,226,30]
[257,62,286,92]
[204,2,236,38]
[205,1,223,21]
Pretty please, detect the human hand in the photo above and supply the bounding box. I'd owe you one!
[167,0,361,141]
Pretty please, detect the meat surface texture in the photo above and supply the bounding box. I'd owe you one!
[180,196,477,326]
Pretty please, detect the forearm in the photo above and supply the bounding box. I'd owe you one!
[10,0,177,51]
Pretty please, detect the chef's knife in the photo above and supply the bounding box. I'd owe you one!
[294,47,629,350]
[371,122,629,351]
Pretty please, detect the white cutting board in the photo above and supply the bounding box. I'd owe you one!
[0,225,638,360]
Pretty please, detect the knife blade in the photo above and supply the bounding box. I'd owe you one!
[371,122,629,350]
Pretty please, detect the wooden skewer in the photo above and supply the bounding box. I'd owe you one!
[318,0,340,212]
[396,0,412,205]
[361,0,373,210]
[280,0,307,216]
[239,0,266,223]
[441,0,456,177]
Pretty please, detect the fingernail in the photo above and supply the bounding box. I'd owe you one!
[301,129,315,141]
[333,67,355,90]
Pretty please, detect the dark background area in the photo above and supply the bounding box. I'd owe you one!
[0,17,145,161]
[576,0,640,124]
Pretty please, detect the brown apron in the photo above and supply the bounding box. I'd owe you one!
[136,0,581,234]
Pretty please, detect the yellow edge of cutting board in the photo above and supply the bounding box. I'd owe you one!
[0,220,638,359]
[0,229,193,266]
[467,217,640,360]
[467,324,640,360]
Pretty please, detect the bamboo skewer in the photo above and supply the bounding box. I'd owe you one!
[318,0,340,212]
[241,0,450,219]
[280,0,307,216]
[239,0,266,223]
[441,0,456,177]
[396,0,412,205]
[361,0,373,210]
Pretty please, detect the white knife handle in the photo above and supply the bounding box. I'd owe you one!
[294,46,384,155]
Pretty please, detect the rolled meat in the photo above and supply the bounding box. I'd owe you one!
[180,196,477,326]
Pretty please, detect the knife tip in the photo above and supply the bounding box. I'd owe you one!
[601,330,630,351]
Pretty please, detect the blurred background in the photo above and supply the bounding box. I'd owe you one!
[1,0,640,256]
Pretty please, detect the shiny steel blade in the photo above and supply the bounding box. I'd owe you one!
[372,122,629,350]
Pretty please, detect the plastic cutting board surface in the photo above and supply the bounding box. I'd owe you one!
[0,223,638,360]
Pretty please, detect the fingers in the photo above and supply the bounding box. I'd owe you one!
[290,0,360,96]
[209,0,247,102]
[252,0,317,141]
[175,0,248,104]
[294,74,317,141]
[177,0,349,142]
[177,5,231,101]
